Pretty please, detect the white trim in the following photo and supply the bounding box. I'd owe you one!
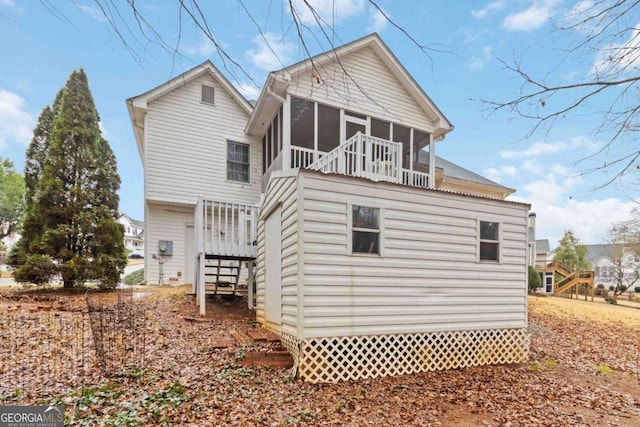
[226,140,251,183]
[477,219,502,264]
[348,203,384,257]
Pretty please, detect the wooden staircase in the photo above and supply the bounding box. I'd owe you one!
[537,260,594,301]
[203,256,242,296]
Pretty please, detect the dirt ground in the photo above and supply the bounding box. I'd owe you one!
[1,287,639,426]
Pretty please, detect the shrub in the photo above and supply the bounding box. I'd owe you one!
[634,286,640,293]
[608,285,615,291]
[604,296,617,305]
[528,266,541,293]
[123,269,144,286]
[13,254,56,285]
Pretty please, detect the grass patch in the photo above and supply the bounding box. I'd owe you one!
[596,364,615,375]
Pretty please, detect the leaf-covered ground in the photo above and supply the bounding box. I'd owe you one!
[1,288,639,426]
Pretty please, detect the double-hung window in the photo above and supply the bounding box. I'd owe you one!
[479,220,500,262]
[227,141,250,182]
[352,205,381,254]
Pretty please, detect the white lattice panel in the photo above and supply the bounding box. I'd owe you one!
[294,328,529,383]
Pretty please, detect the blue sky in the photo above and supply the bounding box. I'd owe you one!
[0,0,637,247]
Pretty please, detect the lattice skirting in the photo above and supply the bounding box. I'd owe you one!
[264,328,529,383]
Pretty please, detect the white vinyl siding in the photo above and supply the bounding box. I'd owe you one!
[145,73,261,205]
[255,172,299,336]
[145,202,193,285]
[258,170,528,339]
[287,46,436,133]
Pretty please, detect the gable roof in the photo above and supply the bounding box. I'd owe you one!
[535,239,550,254]
[246,33,453,139]
[126,60,253,159]
[417,151,514,195]
[584,244,618,263]
[118,212,145,229]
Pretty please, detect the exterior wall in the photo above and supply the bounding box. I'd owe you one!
[145,202,193,285]
[145,73,261,206]
[255,172,299,337]
[287,46,435,133]
[298,172,529,339]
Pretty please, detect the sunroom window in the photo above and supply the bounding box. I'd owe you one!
[352,206,380,254]
[479,221,500,261]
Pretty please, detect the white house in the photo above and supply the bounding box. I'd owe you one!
[117,213,145,252]
[586,244,640,292]
[128,33,530,382]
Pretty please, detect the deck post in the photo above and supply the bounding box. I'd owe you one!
[247,261,254,309]
[198,254,206,316]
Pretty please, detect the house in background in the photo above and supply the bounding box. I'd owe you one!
[128,33,530,382]
[585,244,640,292]
[117,213,145,253]
[534,238,554,293]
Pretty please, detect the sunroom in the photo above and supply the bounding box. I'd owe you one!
[256,95,441,191]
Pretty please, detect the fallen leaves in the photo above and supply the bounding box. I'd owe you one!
[0,289,639,426]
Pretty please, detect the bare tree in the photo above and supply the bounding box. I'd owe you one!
[609,208,640,296]
[84,0,438,98]
[482,0,640,187]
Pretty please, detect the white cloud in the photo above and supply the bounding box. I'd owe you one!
[0,0,15,7]
[290,0,365,25]
[591,22,640,77]
[368,6,388,32]
[0,89,34,151]
[77,4,106,22]
[472,1,506,19]
[502,0,558,32]
[185,33,217,58]
[236,83,260,100]
[500,141,564,159]
[564,0,597,30]
[484,165,517,182]
[509,163,634,244]
[499,137,597,160]
[470,46,492,70]
[246,33,294,71]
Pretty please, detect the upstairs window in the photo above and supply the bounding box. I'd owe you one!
[201,85,215,105]
[227,141,249,182]
[479,221,500,262]
[352,206,381,254]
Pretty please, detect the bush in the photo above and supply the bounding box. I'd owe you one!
[528,266,541,293]
[608,285,615,291]
[634,286,640,293]
[13,254,56,285]
[123,269,144,286]
[604,296,617,305]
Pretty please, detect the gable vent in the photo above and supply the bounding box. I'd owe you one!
[201,84,215,105]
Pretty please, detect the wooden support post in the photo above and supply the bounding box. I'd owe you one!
[248,261,254,310]
[198,254,206,316]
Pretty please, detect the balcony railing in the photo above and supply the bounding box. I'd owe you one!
[194,197,259,258]
[307,133,429,188]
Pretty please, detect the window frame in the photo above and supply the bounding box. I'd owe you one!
[477,219,501,263]
[201,84,215,105]
[347,203,384,256]
[226,140,251,183]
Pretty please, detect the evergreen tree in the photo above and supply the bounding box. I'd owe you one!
[13,69,126,287]
[0,157,25,240]
[553,230,590,271]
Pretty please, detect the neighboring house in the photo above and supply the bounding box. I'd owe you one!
[117,213,145,252]
[585,244,640,291]
[534,238,555,293]
[128,33,530,382]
